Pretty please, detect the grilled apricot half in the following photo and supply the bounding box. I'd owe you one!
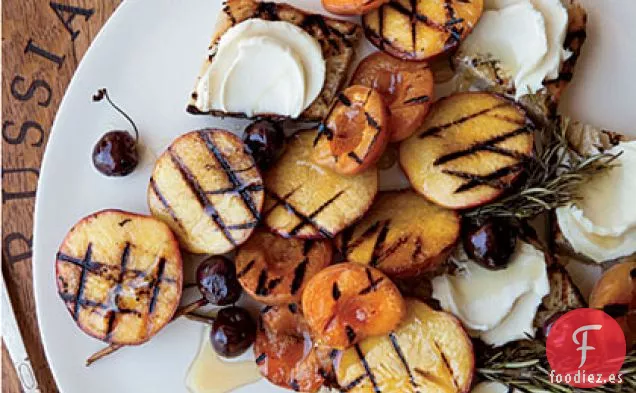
[55,210,182,345]
[400,92,534,209]
[263,130,378,239]
[148,129,264,254]
[301,263,406,350]
[351,52,434,142]
[363,0,484,61]
[336,299,474,393]
[235,229,333,305]
[312,85,389,175]
[255,305,336,392]
[336,190,460,277]
[322,0,390,15]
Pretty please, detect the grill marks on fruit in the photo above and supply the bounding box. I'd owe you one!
[434,341,458,390]
[444,162,525,193]
[332,282,342,300]
[403,94,430,105]
[57,243,176,341]
[359,268,385,295]
[149,177,184,231]
[290,257,309,295]
[255,352,267,365]
[389,333,420,392]
[355,344,381,393]
[267,187,347,238]
[236,259,256,279]
[369,220,391,267]
[419,103,509,139]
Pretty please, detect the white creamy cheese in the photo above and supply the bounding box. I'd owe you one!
[460,0,569,99]
[195,19,325,118]
[556,141,636,263]
[432,242,549,347]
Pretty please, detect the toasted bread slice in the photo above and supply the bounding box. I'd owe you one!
[312,86,390,175]
[301,263,406,350]
[255,305,336,392]
[235,229,333,305]
[351,51,435,142]
[534,264,586,331]
[336,190,460,278]
[263,130,378,239]
[336,299,474,393]
[454,0,587,124]
[148,129,264,255]
[187,0,361,122]
[551,120,630,263]
[400,92,534,209]
[362,0,484,61]
[55,210,182,345]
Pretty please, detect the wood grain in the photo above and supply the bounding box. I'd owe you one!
[2,1,120,391]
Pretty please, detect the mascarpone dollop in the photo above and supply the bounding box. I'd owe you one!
[432,242,549,347]
[460,0,570,99]
[195,19,326,118]
[556,141,636,263]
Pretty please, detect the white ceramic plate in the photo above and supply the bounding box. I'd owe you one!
[33,1,636,393]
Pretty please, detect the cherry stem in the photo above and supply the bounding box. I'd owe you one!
[184,312,216,325]
[85,297,208,367]
[94,88,139,143]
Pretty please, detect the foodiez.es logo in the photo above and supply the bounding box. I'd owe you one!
[547,309,626,388]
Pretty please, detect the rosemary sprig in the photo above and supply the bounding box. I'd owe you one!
[477,340,636,392]
[466,117,621,220]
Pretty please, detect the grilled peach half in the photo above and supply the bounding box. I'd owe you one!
[336,299,474,393]
[351,52,434,142]
[322,0,390,15]
[589,261,636,346]
[363,0,484,61]
[312,85,389,175]
[235,229,333,305]
[55,210,183,345]
[400,92,534,209]
[263,130,378,239]
[336,190,460,278]
[255,305,336,392]
[301,263,406,350]
[148,129,263,255]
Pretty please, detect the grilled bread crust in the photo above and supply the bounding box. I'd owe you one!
[534,264,587,329]
[551,120,631,263]
[187,0,362,122]
[336,190,460,278]
[235,229,333,305]
[454,0,588,124]
[148,129,264,255]
[400,92,534,210]
[55,210,183,345]
[263,130,378,239]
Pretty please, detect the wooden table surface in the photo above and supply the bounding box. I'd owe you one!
[2,2,121,391]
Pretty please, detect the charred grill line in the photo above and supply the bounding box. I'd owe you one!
[387,1,446,33]
[71,243,93,320]
[443,0,463,51]
[264,186,301,216]
[267,278,283,292]
[346,325,357,344]
[199,131,262,221]
[404,95,430,105]
[365,112,381,132]
[412,237,423,261]
[445,163,524,193]
[348,151,363,165]
[355,344,381,393]
[118,219,132,227]
[375,236,410,265]
[169,149,236,246]
[332,282,342,300]
[148,258,167,315]
[343,221,382,255]
[150,177,184,230]
[226,221,258,230]
[435,341,458,389]
[106,242,132,339]
[237,259,256,279]
[290,379,300,392]
[369,220,391,267]
[58,292,144,314]
[433,126,532,166]
[340,374,367,392]
[255,352,267,365]
[339,224,356,257]
[204,183,264,195]
[255,269,269,296]
[419,103,508,138]
[378,5,385,49]
[288,303,298,314]
[290,258,308,295]
[389,333,420,392]
[359,269,385,295]
[266,190,335,239]
[287,189,347,237]
[303,239,315,256]
[338,92,352,106]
